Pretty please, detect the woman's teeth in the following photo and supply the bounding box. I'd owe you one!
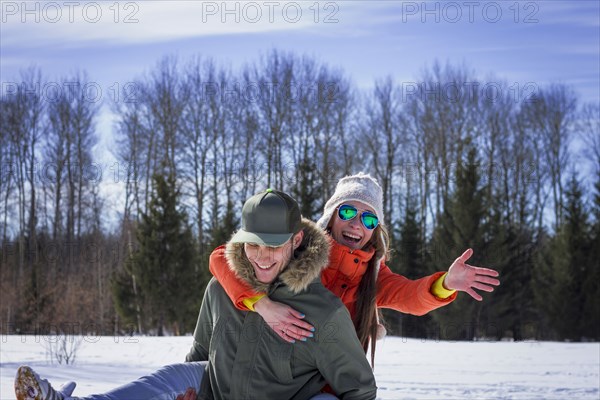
[342,232,361,242]
[258,264,273,269]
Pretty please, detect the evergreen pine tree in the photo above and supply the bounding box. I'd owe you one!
[291,159,322,221]
[581,171,600,339]
[207,198,238,253]
[562,174,590,338]
[532,228,568,340]
[111,253,143,333]
[112,173,205,335]
[389,200,432,338]
[429,143,486,340]
[481,219,536,340]
[477,165,537,340]
[534,174,591,340]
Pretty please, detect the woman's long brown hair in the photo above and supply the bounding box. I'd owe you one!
[353,224,389,368]
[328,219,390,368]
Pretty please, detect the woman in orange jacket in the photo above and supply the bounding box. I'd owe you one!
[211,172,500,364]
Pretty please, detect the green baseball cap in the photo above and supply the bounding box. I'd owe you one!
[230,189,302,246]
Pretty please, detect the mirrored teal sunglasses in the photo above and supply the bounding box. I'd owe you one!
[337,204,379,230]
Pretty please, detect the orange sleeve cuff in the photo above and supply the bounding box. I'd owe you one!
[431,272,457,299]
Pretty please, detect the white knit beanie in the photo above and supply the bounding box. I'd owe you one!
[317,172,384,230]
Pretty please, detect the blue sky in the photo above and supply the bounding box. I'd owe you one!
[1,1,599,221]
[2,1,599,99]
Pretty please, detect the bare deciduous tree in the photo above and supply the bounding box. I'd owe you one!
[524,84,577,229]
[579,102,600,174]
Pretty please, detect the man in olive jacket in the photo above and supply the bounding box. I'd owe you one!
[186,189,377,400]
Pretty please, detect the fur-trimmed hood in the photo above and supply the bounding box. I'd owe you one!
[224,218,330,294]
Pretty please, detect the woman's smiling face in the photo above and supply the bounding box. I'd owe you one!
[329,201,375,250]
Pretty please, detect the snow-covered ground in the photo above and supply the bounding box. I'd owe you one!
[1,335,598,399]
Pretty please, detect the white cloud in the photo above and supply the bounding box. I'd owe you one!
[1,1,329,47]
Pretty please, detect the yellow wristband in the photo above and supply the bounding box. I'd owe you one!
[431,273,456,299]
[242,294,267,312]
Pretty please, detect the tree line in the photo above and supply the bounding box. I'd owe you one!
[1,50,598,340]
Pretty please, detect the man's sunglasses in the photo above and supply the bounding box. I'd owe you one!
[337,204,379,230]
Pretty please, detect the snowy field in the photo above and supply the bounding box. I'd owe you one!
[1,335,598,399]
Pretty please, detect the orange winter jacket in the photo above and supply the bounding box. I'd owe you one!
[209,238,457,319]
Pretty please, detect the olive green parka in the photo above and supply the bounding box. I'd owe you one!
[186,219,377,400]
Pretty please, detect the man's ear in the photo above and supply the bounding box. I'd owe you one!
[292,230,304,249]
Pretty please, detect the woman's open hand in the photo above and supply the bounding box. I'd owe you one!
[254,297,315,343]
[444,248,500,301]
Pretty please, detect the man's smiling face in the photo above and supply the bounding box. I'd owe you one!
[244,231,303,283]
